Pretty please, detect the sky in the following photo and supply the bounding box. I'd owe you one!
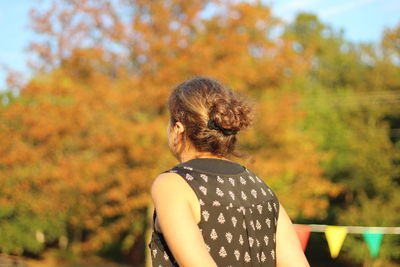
[0,0,399,91]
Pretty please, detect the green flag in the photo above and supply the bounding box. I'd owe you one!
[363,231,383,258]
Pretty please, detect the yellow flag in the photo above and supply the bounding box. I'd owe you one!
[325,226,348,258]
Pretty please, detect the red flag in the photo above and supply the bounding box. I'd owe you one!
[294,224,311,251]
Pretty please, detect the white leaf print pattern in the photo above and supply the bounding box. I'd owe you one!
[250,220,255,231]
[256,220,262,230]
[268,188,274,195]
[152,249,157,258]
[249,237,254,247]
[163,251,169,260]
[264,235,269,246]
[212,200,221,206]
[257,204,263,214]
[234,250,240,261]
[271,249,275,260]
[160,165,280,266]
[202,210,210,221]
[266,218,271,228]
[268,202,272,212]
[159,166,279,265]
[244,251,251,262]
[231,216,237,227]
[219,246,227,258]
[183,166,193,170]
[217,212,225,224]
[199,186,207,195]
[261,187,266,196]
[200,174,208,182]
[226,232,233,243]
[216,187,224,197]
[261,251,266,262]
[239,234,244,245]
[210,229,218,240]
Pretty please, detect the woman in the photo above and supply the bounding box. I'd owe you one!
[148,76,309,267]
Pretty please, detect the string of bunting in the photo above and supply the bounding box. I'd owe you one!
[293,224,400,259]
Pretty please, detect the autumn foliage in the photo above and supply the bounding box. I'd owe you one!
[0,0,399,265]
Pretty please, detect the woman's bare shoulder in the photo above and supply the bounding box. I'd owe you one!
[150,171,191,201]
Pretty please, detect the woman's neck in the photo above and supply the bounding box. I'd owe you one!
[178,150,227,163]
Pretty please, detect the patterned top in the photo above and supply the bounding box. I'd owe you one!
[148,158,280,267]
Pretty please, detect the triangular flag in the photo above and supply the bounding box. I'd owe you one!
[294,224,311,251]
[363,231,383,258]
[325,226,347,258]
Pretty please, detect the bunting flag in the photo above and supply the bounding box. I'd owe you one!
[294,224,311,251]
[363,231,383,258]
[325,226,348,258]
[294,224,399,259]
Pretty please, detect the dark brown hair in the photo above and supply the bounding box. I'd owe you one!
[167,76,254,158]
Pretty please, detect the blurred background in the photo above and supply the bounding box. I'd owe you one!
[0,0,399,266]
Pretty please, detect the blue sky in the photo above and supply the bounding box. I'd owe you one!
[0,0,399,90]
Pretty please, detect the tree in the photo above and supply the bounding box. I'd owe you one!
[287,13,400,265]
[0,1,339,264]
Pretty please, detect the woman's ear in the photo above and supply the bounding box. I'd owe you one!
[174,121,185,135]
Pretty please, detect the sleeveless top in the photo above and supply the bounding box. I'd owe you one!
[148,158,280,267]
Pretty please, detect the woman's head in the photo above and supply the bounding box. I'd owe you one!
[167,76,253,158]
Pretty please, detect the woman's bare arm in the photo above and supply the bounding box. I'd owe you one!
[150,172,217,267]
[276,203,310,267]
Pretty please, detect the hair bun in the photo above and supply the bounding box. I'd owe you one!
[168,76,254,157]
[209,97,252,133]
[207,119,238,136]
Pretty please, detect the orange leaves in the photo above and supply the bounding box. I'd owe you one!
[0,60,160,252]
[0,138,34,166]
[0,0,348,256]
[237,90,341,219]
